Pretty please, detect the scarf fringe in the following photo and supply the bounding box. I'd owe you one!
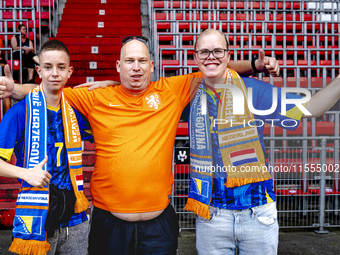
[74,194,89,214]
[224,177,272,188]
[9,238,51,255]
[184,198,210,219]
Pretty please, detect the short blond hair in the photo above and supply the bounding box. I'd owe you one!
[195,29,229,51]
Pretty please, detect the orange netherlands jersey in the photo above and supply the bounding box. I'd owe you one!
[64,73,203,213]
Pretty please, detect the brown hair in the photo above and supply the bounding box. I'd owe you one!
[195,29,229,51]
[39,40,70,63]
[16,24,26,32]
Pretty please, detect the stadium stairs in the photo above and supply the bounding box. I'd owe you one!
[42,0,142,86]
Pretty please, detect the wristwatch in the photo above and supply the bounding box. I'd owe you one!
[251,56,260,73]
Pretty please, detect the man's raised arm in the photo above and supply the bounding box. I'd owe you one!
[303,75,340,118]
[0,64,121,98]
[227,49,280,77]
[0,65,37,100]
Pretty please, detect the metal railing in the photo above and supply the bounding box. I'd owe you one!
[0,7,36,51]
[158,46,340,83]
[0,31,23,83]
[0,46,16,119]
[0,0,57,51]
[150,0,340,79]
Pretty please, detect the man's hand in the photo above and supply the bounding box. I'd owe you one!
[255,49,280,77]
[73,80,121,91]
[22,156,51,188]
[0,65,15,99]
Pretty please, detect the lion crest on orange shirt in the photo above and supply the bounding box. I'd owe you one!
[145,92,163,110]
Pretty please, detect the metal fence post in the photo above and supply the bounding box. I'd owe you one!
[334,113,340,216]
[315,138,329,234]
[302,118,308,216]
[171,146,175,209]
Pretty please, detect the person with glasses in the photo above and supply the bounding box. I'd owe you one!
[184,29,340,255]
[0,34,282,255]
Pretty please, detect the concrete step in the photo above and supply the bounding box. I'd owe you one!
[64,3,141,10]
[63,8,140,15]
[59,21,141,28]
[61,14,141,22]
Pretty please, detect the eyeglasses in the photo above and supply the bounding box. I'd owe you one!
[195,48,228,60]
[121,36,149,47]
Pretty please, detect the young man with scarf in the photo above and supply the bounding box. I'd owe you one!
[0,40,93,255]
[184,29,340,255]
[0,37,279,254]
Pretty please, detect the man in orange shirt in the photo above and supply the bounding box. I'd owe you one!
[0,36,279,254]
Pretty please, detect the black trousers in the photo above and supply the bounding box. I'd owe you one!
[88,204,179,255]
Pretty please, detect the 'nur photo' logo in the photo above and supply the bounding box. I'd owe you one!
[201,85,311,116]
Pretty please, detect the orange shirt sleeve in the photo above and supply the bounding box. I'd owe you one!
[165,72,203,108]
[63,87,95,118]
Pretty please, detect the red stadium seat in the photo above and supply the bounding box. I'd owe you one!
[4,0,48,7]
[159,45,176,55]
[297,60,317,66]
[162,60,180,66]
[152,1,164,8]
[40,0,54,7]
[184,60,196,66]
[6,60,20,71]
[2,11,14,19]
[278,60,295,66]
[174,164,190,175]
[268,1,303,9]
[320,60,339,66]
[182,45,194,55]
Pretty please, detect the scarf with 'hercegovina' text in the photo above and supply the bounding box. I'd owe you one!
[9,84,88,255]
[184,69,272,219]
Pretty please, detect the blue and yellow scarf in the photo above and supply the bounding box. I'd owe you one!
[9,84,89,255]
[184,69,272,219]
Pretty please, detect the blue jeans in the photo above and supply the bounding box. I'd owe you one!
[196,202,278,255]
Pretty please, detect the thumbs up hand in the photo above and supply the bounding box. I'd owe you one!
[0,64,15,99]
[255,49,280,77]
[23,156,52,188]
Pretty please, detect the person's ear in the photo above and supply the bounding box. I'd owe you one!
[36,65,41,78]
[116,60,121,73]
[150,60,154,73]
[68,66,74,78]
